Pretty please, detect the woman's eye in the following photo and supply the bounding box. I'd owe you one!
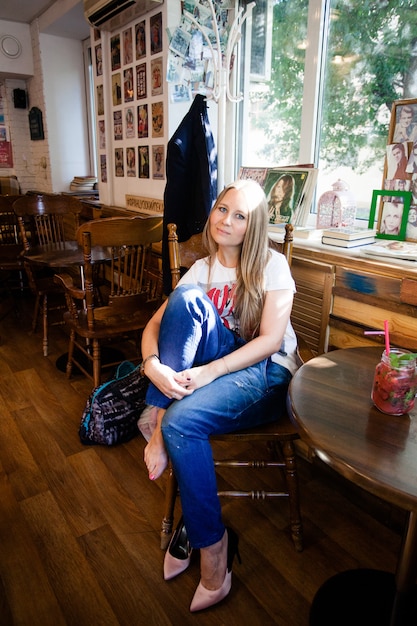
[218,205,227,213]
[236,213,245,220]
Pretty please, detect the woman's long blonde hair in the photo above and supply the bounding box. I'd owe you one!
[202,179,270,341]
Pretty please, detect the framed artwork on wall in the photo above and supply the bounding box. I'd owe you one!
[150,12,162,55]
[135,21,146,60]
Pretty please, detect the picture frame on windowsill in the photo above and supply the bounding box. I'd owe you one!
[368,189,411,240]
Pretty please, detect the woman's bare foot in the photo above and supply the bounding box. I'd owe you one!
[199,529,228,590]
[143,408,168,480]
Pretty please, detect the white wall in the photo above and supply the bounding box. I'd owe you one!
[40,33,90,191]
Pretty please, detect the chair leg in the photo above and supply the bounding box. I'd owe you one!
[161,462,178,550]
[92,340,101,388]
[32,293,41,332]
[66,330,75,379]
[281,439,303,552]
[42,294,48,356]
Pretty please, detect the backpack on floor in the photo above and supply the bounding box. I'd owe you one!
[79,361,149,446]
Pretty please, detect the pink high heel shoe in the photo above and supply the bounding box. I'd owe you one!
[189,527,240,612]
[164,517,192,581]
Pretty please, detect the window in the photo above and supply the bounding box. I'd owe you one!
[241,0,417,218]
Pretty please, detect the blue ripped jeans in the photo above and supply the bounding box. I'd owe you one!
[145,285,292,549]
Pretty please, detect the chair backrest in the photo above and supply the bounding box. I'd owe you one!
[0,195,22,247]
[167,222,294,290]
[13,194,83,249]
[78,215,163,328]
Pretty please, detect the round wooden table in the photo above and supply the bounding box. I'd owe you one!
[288,346,417,626]
[23,240,112,268]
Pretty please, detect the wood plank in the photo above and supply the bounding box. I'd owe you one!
[20,491,119,624]
[14,405,107,537]
[332,295,417,349]
[0,465,66,625]
[0,404,48,500]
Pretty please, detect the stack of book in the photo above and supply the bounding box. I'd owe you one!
[321,227,377,248]
[70,176,97,192]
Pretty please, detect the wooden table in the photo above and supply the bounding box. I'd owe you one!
[23,240,111,269]
[288,347,417,626]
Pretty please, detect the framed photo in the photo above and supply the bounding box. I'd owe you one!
[264,169,309,225]
[123,27,133,65]
[388,98,417,144]
[368,189,412,240]
[136,63,147,99]
[95,44,102,76]
[100,154,107,183]
[152,145,165,179]
[126,147,136,177]
[123,68,134,102]
[138,146,150,178]
[110,34,121,71]
[112,73,122,106]
[150,12,163,55]
[135,21,146,60]
[125,106,135,139]
[151,58,163,96]
[115,148,124,177]
[137,104,148,138]
[113,110,123,141]
[151,101,164,138]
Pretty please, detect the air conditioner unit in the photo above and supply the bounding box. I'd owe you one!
[84,0,163,31]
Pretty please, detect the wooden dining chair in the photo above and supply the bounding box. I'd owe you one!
[161,222,314,552]
[13,194,83,356]
[0,195,26,292]
[54,215,164,388]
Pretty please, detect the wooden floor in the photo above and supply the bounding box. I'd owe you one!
[0,290,406,625]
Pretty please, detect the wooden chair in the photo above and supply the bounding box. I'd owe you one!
[0,195,26,288]
[54,215,163,388]
[161,222,314,552]
[13,194,83,356]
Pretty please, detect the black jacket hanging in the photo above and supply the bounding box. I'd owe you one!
[162,94,218,294]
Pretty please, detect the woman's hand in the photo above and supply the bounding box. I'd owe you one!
[176,361,223,391]
[145,359,194,401]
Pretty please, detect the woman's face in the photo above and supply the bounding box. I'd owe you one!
[270,180,285,205]
[384,205,402,232]
[210,188,248,248]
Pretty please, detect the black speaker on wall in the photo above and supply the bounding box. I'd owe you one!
[13,88,27,109]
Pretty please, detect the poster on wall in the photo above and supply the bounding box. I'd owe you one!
[0,126,13,167]
[150,12,163,55]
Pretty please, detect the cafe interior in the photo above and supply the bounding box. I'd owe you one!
[0,0,417,624]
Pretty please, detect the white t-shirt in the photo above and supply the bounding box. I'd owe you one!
[178,249,299,374]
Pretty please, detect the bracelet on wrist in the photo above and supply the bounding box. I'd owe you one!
[140,353,160,377]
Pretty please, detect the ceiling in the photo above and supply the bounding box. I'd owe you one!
[0,1,90,41]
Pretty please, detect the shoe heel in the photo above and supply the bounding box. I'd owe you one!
[164,517,192,581]
[226,527,241,570]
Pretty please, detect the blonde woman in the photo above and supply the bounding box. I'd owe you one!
[139,180,298,612]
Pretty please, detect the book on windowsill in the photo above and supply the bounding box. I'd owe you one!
[360,240,417,261]
[292,227,324,239]
[321,235,376,248]
[322,227,377,241]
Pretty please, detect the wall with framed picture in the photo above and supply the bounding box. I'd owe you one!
[377,98,417,242]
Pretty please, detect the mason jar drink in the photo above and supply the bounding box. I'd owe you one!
[371,348,417,415]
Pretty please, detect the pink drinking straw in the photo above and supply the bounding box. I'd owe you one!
[384,320,390,355]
